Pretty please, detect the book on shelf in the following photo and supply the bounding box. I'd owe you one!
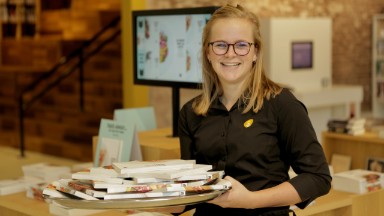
[112,159,196,175]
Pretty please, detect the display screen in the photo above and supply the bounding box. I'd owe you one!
[291,41,313,69]
[132,7,217,88]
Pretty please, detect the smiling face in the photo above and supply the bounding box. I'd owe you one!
[207,18,257,87]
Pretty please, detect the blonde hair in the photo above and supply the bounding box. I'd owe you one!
[192,4,282,116]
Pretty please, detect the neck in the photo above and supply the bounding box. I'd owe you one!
[220,83,243,110]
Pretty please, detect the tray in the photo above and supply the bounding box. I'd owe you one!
[49,190,225,209]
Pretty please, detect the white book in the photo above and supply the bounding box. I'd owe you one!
[103,191,186,200]
[89,166,131,178]
[92,179,135,189]
[0,178,27,195]
[333,169,384,194]
[112,159,195,175]
[128,164,213,180]
[66,180,107,198]
[107,183,185,193]
[22,163,71,182]
[184,178,232,192]
[175,171,224,181]
[52,180,99,200]
[49,203,107,216]
[133,177,174,184]
[71,171,124,184]
[43,186,70,199]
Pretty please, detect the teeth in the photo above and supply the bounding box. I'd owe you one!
[221,62,240,66]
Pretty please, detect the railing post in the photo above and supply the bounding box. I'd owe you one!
[18,95,25,157]
[79,50,84,111]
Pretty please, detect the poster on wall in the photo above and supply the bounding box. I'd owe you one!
[291,41,313,69]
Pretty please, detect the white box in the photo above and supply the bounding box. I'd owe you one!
[332,169,384,194]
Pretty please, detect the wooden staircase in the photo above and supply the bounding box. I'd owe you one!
[0,0,122,162]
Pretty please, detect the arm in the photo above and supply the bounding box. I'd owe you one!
[209,176,301,209]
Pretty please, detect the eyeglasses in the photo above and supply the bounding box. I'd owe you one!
[208,41,254,56]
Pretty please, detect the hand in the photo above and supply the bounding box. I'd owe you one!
[208,176,253,209]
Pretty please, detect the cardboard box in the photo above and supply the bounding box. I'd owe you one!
[333,169,384,194]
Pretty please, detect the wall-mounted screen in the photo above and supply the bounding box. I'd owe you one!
[133,7,218,88]
[291,41,313,69]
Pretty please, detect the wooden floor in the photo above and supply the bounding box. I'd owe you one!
[0,145,82,180]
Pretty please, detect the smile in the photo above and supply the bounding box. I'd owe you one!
[221,62,241,66]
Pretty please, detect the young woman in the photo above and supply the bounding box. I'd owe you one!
[177,3,331,216]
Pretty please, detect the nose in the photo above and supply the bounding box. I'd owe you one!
[225,44,237,56]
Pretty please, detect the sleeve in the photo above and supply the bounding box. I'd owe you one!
[178,100,196,160]
[176,101,199,213]
[275,89,332,209]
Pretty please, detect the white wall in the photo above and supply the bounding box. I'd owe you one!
[260,18,332,91]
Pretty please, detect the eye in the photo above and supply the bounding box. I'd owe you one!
[235,42,250,49]
[213,42,228,49]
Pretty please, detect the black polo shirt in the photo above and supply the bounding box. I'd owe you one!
[178,88,331,215]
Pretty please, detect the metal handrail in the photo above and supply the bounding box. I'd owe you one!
[18,16,121,157]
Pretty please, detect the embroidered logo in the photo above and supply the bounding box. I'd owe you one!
[244,119,253,128]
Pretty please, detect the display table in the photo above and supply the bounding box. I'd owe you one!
[1,129,384,216]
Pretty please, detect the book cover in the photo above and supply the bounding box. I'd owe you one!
[52,180,99,200]
[113,106,157,132]
[94,118,135,167]
[112,159,196,175]
[67,180,106,198]
[184,178,232,193]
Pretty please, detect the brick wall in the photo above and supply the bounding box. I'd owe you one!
[146,0,384,128]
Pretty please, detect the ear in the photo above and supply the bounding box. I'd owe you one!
[253,54,257,62]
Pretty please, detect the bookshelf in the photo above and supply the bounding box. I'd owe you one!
[372,14,384,117]
[0,0,39,39]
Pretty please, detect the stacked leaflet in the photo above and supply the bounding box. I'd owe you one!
[43,159,231,202]
[327,118,366,135]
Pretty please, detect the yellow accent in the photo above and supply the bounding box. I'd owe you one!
[121,0,148,108]
[244,119,253,128]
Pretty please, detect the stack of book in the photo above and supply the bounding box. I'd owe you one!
[327,118,366,135]
[0,163,72,197]
[43,159,230,202]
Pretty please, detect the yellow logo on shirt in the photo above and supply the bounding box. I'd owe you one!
[244,119,253,128]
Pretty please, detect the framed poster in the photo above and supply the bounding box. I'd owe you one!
[367,157,384,173]
[291,41,313,69]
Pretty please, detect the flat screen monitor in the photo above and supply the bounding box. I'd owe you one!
[132,7,218,137]
[132,7,218,88]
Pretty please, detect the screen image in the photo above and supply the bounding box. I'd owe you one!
[291,41,313,69]
[133,7,217,88]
